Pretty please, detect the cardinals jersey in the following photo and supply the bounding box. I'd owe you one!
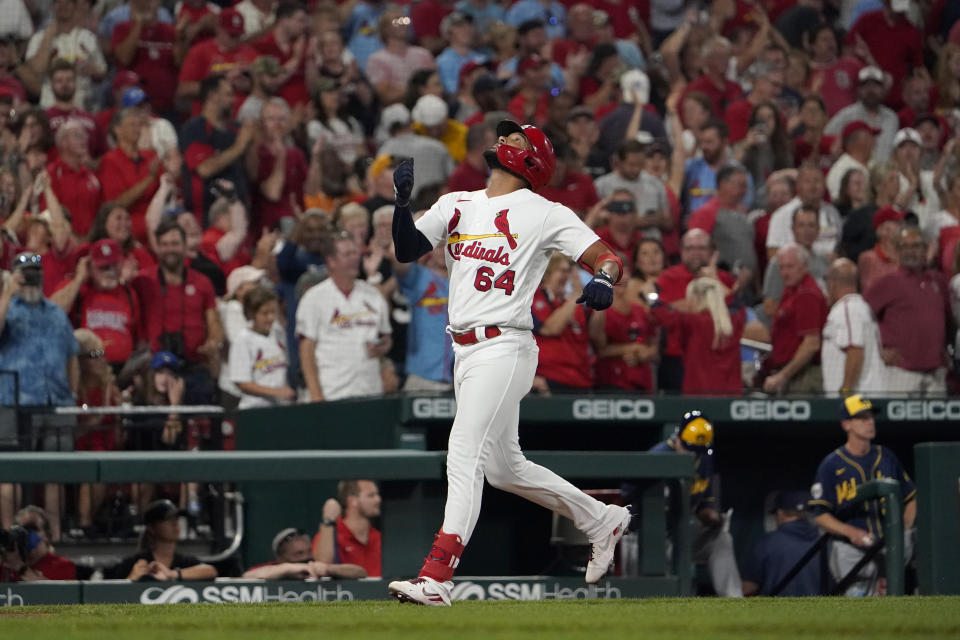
[416,188,599,332]
[296,277,392,400]
[228,325,290,410]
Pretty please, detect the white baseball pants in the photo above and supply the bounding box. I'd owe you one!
[440,329,623,546]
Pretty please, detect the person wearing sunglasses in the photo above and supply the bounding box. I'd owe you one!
[0,251,80,541]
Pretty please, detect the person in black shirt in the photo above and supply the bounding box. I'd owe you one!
[112,499,217,581]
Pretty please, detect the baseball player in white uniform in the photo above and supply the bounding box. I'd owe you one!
[387,121,634,606]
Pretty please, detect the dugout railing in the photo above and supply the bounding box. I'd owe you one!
[0,449,698,596]
[768,478,905,597]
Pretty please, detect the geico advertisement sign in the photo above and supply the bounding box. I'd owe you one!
[412,398,457,419]
[139,584,355,604]
[451,581,621,601]
[885,400,960,421]
[729,400,811,421]
[572,399,655,420]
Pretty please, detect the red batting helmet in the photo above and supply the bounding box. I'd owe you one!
[494,120,556,191]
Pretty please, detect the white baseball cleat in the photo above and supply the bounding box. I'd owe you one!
[388,577,453,606]
[585,507,633,584]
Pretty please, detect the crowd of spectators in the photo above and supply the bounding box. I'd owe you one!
[0,0,959,536]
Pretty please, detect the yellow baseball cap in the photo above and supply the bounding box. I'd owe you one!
[368,154,393,179]
[841,395,873,420]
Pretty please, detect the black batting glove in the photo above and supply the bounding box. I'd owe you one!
[393,158,414,206]
[577,270,615,310]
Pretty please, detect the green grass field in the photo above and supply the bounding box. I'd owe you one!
[1,597,958,640]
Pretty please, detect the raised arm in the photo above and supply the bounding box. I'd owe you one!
[391,160,433,262]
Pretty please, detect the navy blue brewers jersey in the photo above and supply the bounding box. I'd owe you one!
[809,445,916,538]
[650,437,717,512]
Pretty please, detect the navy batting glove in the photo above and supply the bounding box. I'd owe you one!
[577,270,615,310]
[393,158,414,206]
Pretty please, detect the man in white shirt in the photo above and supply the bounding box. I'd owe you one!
[767,165,841,261]
[296,233,392,402]
[825,120,876,202]
[821,258,887,396]
[25,0,106,109]
[890,127,940,230]
[824,66,899,162]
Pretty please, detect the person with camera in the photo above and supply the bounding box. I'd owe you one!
[1,505,77,581]
[723,62,784,144]
[0,523,76,582]
[0,252,79,540]
[136,218,224,405]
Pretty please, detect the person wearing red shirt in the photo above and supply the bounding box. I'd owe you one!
[793,96,836,174]
[198,189,251,277]
[592,0,648,40]
[136,218,223,404]
[551,3,595,67]
[864,227,950,395]
[51,239,143,369]
[445,123,493,194]
[508,54,551,126]
[313,480,383,578]
[111,13,179,116]
[410,0,451,54]
[97,108,160,244]
[44,59,106,161]
[858,206,903,291]
[680,37,743,122]
[7,507,77,581]
[806,24,863,117]
[177,8,259,115]
[249,99,307,230]
[538,141,599,216]
[589,274,657,391]
[47,119,102,238]
[253,2,310,109]
[723,62,783,143]
[845,1,923,111]
[531,254,593,393]
[650,277,745,395]
[0,36,26,103]
[176,0,219,47]
[763,244,828,394]
[655,229,737,390]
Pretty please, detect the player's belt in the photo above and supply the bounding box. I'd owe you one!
[450,326,502,345]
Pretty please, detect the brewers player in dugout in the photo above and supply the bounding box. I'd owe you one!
[387,121,634,605]
[809,395,917,596]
